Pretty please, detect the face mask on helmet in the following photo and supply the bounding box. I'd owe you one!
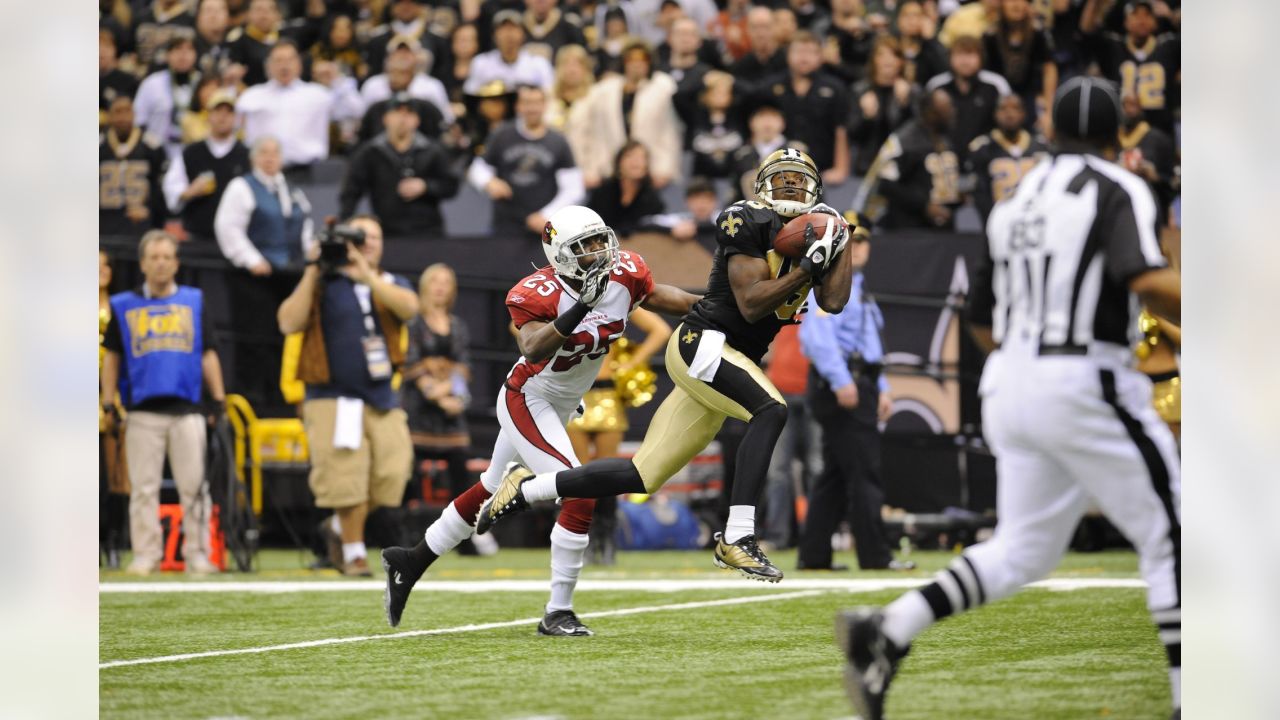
[754,151,822,217]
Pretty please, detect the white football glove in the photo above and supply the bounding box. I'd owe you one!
[800,216,838,279]
[809,202,842,217]
[578,257,612,307]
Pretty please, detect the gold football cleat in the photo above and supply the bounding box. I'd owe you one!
[475,464,533,535]
[713,532,783,583]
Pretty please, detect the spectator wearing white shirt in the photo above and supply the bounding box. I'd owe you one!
[134,36,202,160]
[464,11,555,96]
[236,40,341,173]
[360,38,455,125]
[214,136,316,412]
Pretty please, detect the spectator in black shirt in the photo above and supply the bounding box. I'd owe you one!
[965,93,1048,224]
[100,96,168,238]
[688,71,745,182]
[358,54,449,143]
[466,85,585,240]
[856,88,960,230]
[983,0,1057,129]
[823,0,875,84]
[226,0,292,87]
[731,101,793,200]
[194,0,234,82]
[365,0,453,80]
[660,16,715,128]
[765,31,851,184]
[790,0,832,39]
[730,6,787,95]
[1117,89,1176,224]
[587,141,670,239]
[923,33,1013,160]
[341,94,461,239]
[1080,0,1180,134]
[522,0,588,63]
[163,91,250,244]
[132,0,196,72]
[895,0,948,85]
[849,35,917,175]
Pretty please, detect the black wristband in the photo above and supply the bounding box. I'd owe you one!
[552,301,591,336]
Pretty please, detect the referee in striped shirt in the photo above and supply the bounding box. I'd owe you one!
[835,77,1183,720]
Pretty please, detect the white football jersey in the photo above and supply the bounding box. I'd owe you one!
[505,250,654,402]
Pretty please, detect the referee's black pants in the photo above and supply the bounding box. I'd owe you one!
[797,372,894,570]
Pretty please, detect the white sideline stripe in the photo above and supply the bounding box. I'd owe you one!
[99,590,826,670]
[99,577,1144,594]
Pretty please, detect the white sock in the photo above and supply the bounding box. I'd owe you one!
[330,515,341,534]
[547,524,589,613]
[424,503,474,556]
[723,505,756,544]
[341,542,366,564]
[480,461,507,493]
[881,590,936,648]
[522,472,561,503]
[1169,667,1180,708]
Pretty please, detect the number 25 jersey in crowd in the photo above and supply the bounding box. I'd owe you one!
[682,200,812,364]
[505,250,654,403]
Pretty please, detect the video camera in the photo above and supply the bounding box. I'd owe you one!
[316,218,366,274]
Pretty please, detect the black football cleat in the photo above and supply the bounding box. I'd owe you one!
[381,547,422,628]
[475,464,534,535]
[835,608,909,720]
[712,533,783,583]
[537,609,594,637]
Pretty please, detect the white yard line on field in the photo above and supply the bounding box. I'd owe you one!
[99,589,827,670]
[99,577,1144,594]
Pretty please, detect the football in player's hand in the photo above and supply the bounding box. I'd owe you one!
[773,211,849,258]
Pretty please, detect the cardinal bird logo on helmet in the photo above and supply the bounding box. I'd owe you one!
[543,222,557,245]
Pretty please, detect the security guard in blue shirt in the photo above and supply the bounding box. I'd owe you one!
[797,216,914,571]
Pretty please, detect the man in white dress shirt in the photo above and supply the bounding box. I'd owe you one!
[463,10,554,95]
[236,39,354,172]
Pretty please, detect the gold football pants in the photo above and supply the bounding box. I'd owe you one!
[632,323,785,492]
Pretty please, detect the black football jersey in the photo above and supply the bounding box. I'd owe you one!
[1085,32,1180,133]
[682,200,812,363]
[966,129,1050,224]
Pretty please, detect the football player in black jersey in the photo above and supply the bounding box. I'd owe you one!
[477,148,861,581]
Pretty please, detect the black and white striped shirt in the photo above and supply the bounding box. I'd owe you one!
[971,153,1166,355]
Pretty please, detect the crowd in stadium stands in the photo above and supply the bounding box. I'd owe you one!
[100,0,1180,569]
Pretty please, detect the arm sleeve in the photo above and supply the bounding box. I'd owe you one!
[714,207,768,260]
[506,280,561,328]
[1100,179,1166,283]
[799,291,853,389]
[213,177,267,269]
[466,156,497,192]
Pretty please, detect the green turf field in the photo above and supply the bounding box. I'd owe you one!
[100,548,1171,719]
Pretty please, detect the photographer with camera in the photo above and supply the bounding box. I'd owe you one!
[278,215,418,576]
[214,136,315,413]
